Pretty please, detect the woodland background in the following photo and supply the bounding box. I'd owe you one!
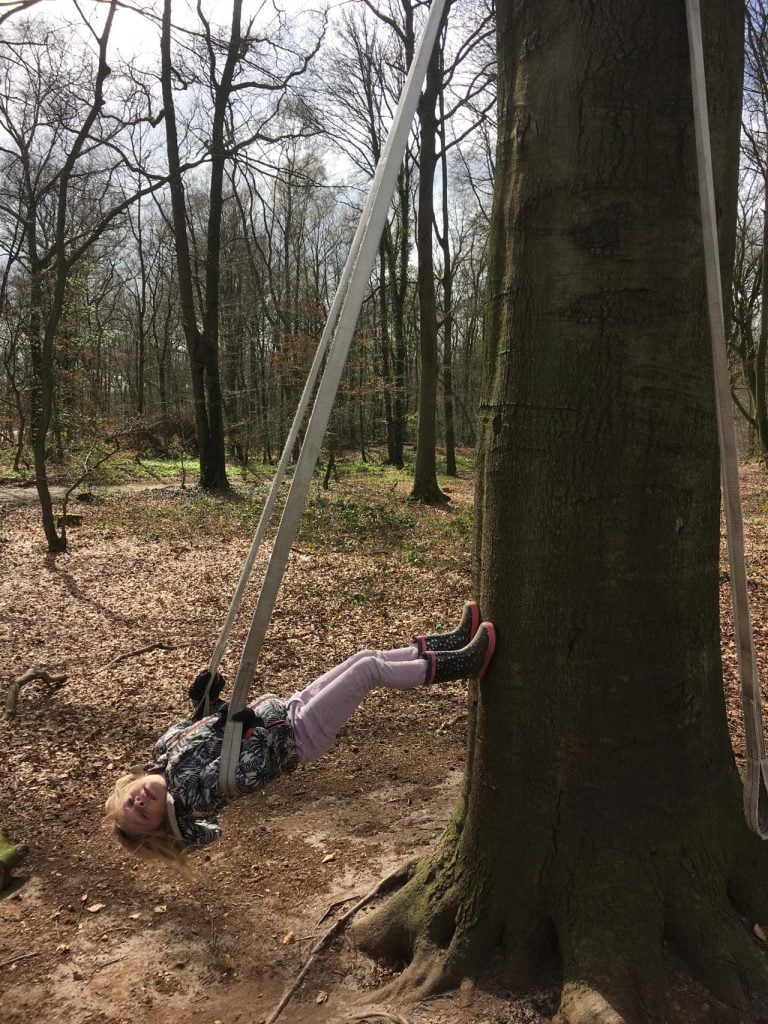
[0,0,494,524]
[3,1,768,515]
[3,3,768,1022]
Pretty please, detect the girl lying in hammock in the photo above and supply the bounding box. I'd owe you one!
[103,604,496,879]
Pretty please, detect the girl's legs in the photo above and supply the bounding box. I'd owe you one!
[290,645,421,704]
[289,647,426,763]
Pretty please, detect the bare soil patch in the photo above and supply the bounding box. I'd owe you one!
[0,464,765,1024]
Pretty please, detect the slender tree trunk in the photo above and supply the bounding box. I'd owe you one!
[358,341,368,462]
[756,184,768,464]
[356,4,764,1021]
[12,415,25,473]
[385,179,409,469]
[32,2,116,551]
[27,273,42,450]
[135,197,147,418]
[32,317,65,552]
[438,73,456,477]
[379,244,398,464]
[160,0,229,491]
[411,30,448,504]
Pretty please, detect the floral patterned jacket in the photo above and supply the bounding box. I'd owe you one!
[147,695,298,850]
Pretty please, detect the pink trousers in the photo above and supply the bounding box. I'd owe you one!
[287,646,427,762]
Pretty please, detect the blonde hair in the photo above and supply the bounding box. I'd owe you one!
[103,771,199,881]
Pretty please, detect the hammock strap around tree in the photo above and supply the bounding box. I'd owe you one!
[213,0,450,796]
[685,0,768,836]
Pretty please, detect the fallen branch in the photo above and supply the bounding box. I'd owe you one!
[5,668,67,719]
[263,859,417,1024]
[0,951,38,969]
[316,893,358,927]
[103,642,177,669]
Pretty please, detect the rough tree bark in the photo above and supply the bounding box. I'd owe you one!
[355,3,768,1022]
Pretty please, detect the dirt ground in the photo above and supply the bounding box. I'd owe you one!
[1,464,766,1024]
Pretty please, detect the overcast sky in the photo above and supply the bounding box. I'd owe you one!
[17,0,337,67]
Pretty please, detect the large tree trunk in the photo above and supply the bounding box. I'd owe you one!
[355,3,768,1021]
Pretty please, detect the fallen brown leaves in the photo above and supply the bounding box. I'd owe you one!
[2,459,766,1024]
[0,466,477,1024]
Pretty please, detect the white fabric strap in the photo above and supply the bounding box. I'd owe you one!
[685,0,768,835]
[218,0,449,795]
[200,139,381,714]
[165,793,184,842]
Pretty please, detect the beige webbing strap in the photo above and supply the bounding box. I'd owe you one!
[197,149,379,717]
[685,0,768,835]
[217,0,450,796]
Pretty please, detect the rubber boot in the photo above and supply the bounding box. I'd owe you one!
[422,622,496,684]
[414,601,481,654]
[188,668,227,720]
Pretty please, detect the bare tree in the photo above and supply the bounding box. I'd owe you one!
[0,5,179,550]
[0,8,128,550]
[159,0,324,490]
[320,7,413,467]
[738,0,768,461]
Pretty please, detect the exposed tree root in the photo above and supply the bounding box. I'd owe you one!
[354,822,500,1003]
[666,892,768,1010]
[553,987,630,1024]
[263,860,417,1024]
[354,819,768,1024]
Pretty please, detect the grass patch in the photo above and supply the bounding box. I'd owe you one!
[89,484,276,543]
[81,462,475,564]
[299,491,418,551]
[8,448,477,570]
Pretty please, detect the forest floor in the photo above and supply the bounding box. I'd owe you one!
[0,458,766,1024]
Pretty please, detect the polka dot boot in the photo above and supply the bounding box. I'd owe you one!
[421,621,496,685]
[413,600,481,654]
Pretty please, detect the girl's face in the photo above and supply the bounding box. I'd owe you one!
[120,774,168,835]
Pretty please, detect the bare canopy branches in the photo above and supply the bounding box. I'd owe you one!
[0,1,495,546]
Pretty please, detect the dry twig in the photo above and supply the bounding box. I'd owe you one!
[5,669,67,718]
[103,642,177,669]
[0,951,38,969]
[263,859,416,1024]
[316,893,358,926]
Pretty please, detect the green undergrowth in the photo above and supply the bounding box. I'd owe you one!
[67,455,476,567]
[0,446,280,487]
[0,445,470,488]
